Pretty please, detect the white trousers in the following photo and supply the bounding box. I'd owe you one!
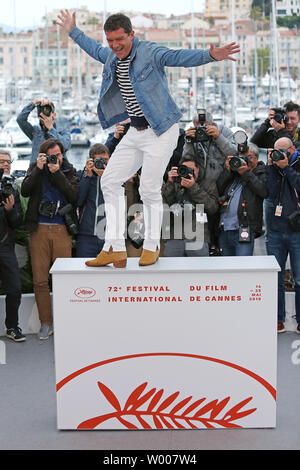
[101,123,179,252]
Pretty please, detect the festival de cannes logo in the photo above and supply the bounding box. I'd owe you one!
[74,287,96,299]
[56,353,276,429]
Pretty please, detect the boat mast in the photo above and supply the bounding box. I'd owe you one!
[191,0,197,117]
[231,0,237,127]
[271,0,280,106]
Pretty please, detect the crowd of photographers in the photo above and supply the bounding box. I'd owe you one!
[1,98,300,342]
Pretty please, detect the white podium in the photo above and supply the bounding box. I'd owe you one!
[50,256,279,430]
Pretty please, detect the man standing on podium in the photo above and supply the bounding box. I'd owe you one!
[57,10,240,267]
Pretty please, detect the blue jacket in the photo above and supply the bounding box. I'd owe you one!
[17,103,71,163]
[69,27,215,136]
[77,172,106,238]
[266,152,300,233]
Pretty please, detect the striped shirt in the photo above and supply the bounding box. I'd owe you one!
[116,56,145,118]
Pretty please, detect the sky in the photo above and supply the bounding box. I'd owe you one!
[2,0,205,28]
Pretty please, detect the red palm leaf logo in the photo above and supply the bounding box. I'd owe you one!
[77,381,257,429]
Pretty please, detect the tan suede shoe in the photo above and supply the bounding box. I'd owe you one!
[85,247,127,268]
[139,248,160,266]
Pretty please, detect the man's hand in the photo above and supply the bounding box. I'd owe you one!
[267,148,273,166]
[168,166,178,182]
[205,123,220,139]
[180,174,195,188]
[225,156,232,172]
[114,123,126,139]
[2,194,15,212]
[270,117,285,133]
[236,160,249,175]
[273,154,289,170]
[56,9,76,33]
[32,98,50,106]
[37,153,47,170]
[209,42,240,61]
[39,113,54,131]
[48,160,60,174]
[85,158,94,177]
[185,127,196,140]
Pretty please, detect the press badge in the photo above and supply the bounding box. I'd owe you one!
[196,212,208,223]
[275,205,283,217]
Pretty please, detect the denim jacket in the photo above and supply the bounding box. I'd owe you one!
[69,27,215,136]
[17,103,71,163]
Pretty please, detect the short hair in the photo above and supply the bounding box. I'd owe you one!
[39,138,65,155]
[89,144,110,158]
[248,142,259,158]
[284,101,300,116]
[179,155,200,168]
[104,13,132,34]
[0,149,12,160]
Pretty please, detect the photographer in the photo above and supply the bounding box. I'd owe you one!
[76,143,110,257]
[217,142,267,256]
[17,98,71,163]
[0,150,25,342]
[265,137,300,334]
[162,157,219,257]
[183,110,237,182]
[183,110,237,256]
[251,101,300,150]
[21,138,78,340]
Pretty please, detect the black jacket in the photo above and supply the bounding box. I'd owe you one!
[217,161,268,237]
[0,186,23,246]
[21,159,78,232]
[266,154,300,233]
[162,178,219,242]
[250,119,297,149]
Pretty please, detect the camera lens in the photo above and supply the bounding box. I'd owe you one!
[42,105,53,117]
[177,165,193,179]
[229,156,244,171]
[270,149,285,162]
[94,158,106,170]
[47,154,57,164]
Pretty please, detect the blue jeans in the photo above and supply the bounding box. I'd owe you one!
[76,234,104,258]
[267,230,300,324]
[219,229,255,256]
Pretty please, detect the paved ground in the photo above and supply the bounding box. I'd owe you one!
[0,325,300,451]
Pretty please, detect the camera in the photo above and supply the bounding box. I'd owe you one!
[194,108,209,143]
[272,107,288,125]
[0,172,15,204]
[177,165,194,179]
[37,103,54,118]
[93,157,107,170]
[229,155,249,172]
[58,203,79,236]
[270,149,288,162]
[121,123,130,135]
[175,164,194,185]
[46,154,58,164]
[39,200,58,219]
[127,211,144,249]
[230,130,249,171]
